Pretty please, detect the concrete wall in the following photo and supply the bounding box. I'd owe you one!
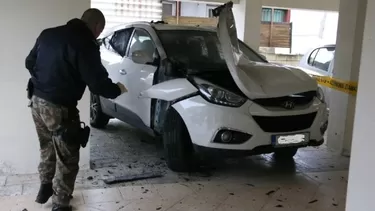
[180,2,219,17]
[346,0,375,209]
[263,53,303,66]
[0,0,90,175]
[289,9,338,55]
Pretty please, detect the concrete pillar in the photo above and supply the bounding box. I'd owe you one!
[233,0,262,50]
[346,0,373,210]
[326,0,367,156]
[0,0,90,174]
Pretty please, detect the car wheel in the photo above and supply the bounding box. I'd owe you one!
[273,148,298,160]
[163,108,195,172]
[90,93,110,128]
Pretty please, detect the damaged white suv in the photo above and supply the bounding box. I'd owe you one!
[90,3,329,172]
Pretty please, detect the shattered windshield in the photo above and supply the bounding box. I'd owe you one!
[157,30,265,71]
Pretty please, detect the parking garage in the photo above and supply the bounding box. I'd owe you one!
[0,0,373,210]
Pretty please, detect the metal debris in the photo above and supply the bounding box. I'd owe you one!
[266,187,280,196]
[266,190,276,196]
[309,199,318,204]
[103,172,163,185]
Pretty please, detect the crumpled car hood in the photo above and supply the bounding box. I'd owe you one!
[216,2,317,99]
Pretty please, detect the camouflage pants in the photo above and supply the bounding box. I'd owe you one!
[30,96,80,207]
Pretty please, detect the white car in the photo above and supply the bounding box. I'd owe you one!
[298,44,336,107]
[90,4,329,172]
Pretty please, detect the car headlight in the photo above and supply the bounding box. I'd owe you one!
[317,87,325,102]
[194,78,246,107]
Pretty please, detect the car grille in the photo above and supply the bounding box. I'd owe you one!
[252,112,317,133]
[253,91,317,108]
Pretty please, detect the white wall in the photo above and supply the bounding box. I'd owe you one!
[180,2,215,17]
[0,0,90,175]
[346,0,375,209]
[289,9,338,54]
[233,0,262,50]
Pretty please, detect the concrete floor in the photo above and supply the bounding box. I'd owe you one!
[0,120,350,210]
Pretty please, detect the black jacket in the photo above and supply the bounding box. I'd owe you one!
[25,19,121,107]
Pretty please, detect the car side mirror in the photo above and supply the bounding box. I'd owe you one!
[131,50,153,64]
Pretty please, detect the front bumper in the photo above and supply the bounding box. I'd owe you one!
[172,96,328,152]
[194,139,324,158]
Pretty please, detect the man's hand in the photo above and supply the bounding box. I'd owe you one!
[116,82,128,94]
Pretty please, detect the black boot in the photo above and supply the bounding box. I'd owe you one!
[52,204,72,211]
[35,183,53,204]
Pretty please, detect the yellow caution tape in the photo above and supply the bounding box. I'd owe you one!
[310,75,358,95]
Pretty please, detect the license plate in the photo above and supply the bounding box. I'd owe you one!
[272,133,309,146]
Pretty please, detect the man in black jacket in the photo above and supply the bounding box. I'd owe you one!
[25,9,126,211]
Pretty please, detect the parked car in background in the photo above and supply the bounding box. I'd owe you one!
[90,4,329,172]
[298,44,336,107]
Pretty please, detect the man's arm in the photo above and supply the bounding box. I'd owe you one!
[75,42,122,99]
[25,37,39,75]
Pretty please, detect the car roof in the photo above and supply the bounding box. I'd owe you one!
[153,23,216,31]
[102,21,216,37]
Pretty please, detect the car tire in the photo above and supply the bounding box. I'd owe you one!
[274,148,298,160]
[90,93,110,128]
[163,108,195,172]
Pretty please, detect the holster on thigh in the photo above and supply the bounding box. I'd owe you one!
[59,108,90,148]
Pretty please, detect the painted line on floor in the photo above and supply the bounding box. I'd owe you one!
[310,75,358,95]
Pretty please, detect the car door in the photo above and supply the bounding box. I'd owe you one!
[307,47,335,77]
[100,27,134,113]
[307,47,335,106]
[114,27,160,128]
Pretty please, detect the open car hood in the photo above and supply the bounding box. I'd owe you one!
[215,2,317,99]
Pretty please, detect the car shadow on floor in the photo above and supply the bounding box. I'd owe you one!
[85,120,349,189]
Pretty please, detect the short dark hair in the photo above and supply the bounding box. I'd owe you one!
[81,8,105,28]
